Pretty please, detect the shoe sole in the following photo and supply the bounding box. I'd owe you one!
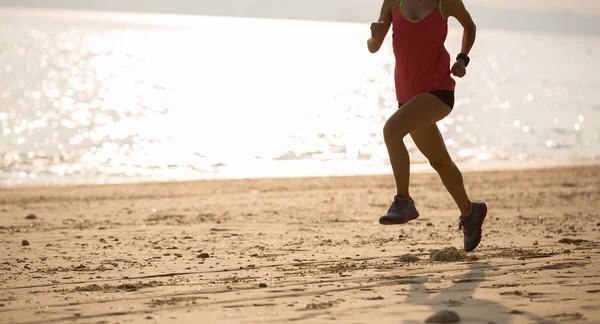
[379,212,419,225]
[465,203,487,252]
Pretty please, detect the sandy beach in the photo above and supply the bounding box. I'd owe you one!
[1,165,599,324]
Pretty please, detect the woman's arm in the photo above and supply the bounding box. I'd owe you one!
[367,0,395,53]
[448,0,476,56]
[446,0,476,77]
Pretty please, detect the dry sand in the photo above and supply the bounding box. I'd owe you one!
[1,165,600,324]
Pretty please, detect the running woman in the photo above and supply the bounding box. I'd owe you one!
[367,0,486,251]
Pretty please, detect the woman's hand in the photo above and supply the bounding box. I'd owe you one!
[370,21,387,40]
[367,0,394,53]
[451,60,467,78]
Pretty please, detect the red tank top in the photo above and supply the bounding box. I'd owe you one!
[392,0,456,104]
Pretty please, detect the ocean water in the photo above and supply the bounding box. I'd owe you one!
[1,8,599,187]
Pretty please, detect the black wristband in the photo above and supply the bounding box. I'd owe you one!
[456,53,470,67]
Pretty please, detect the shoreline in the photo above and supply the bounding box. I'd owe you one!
[2,158,599,190]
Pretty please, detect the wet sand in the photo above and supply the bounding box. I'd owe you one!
[1,165,600,324]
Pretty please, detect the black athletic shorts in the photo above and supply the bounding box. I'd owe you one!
[398,90,455,109]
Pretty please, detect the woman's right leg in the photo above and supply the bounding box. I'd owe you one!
[379,93,452,225]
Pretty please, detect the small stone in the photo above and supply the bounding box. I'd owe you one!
[510,310,524,314]
[430,247,467,262]
[197,253,210,258]
[398,254,421,263]
[425,310,461,323]
[25,214,37,220]
[22,240,30,246]
[258,283,267,288]
[174,253,183,258]
[558,238,588,245]
[366,295,384,300]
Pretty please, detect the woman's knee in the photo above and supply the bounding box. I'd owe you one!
[383,119,409,145]
[429,156,454,172]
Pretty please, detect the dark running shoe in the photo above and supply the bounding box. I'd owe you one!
[459,202,488,252]
[379,196,420,225]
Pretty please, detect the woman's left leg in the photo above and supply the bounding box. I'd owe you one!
[410,123,472,215]
[409,106,487,252]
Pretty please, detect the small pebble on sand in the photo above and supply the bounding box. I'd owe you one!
[22,240,30,246]
[425,310,461,323]
[558,238,588,245]
[430,247,467,262]
[398,254,421,263]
